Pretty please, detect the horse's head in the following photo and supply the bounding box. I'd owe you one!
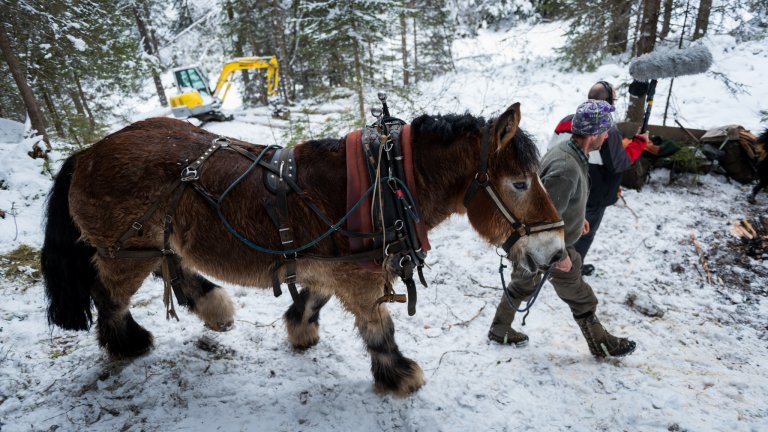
[464,102,565,272]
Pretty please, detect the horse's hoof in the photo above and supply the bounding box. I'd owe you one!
[373,357,425,397]
[196,288,235,331]
[288,326,321,351]
[207,320,234,332]
[101,324,154,359]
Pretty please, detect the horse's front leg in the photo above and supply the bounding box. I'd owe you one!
[152,257,235,331]
[284,288,331,350]
[337,282,425,396]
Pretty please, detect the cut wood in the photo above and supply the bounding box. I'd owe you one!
[691,232,713,285]
[740,219,758,238]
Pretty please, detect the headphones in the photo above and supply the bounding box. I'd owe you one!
[598,80,615,106]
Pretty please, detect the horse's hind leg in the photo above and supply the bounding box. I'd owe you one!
[152,257,235,331]
[336,280,424,396]
[284,288,331,350]
[92,257,158,358]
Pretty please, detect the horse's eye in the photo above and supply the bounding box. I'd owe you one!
[513,181,528,191]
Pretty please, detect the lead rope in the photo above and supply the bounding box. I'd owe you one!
[162,256,179,321]
[498,256,551,326]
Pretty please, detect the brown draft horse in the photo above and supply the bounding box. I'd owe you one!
[41,103,565,396]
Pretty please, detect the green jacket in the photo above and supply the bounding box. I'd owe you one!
[538,139,589,247]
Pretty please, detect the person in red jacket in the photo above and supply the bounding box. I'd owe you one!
[552,81,648,275]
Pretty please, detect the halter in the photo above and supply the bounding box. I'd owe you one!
[462,124,564,255]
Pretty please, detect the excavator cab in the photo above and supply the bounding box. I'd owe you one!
[169,56,280,122]
[174,67,212,96]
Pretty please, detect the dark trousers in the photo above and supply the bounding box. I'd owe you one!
[494,246,599,323]
[573,205,607,262]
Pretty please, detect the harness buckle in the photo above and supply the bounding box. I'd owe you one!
[131,222,143,231]
[474,172,489,185]
[161,248,175,255]
[213,137,231,147]
[181,167,199,182]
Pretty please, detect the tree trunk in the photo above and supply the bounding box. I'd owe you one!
[400,14,409,86]
[626,0,661,122]
[350,19,365,125]
[660,0,674,40]
[142,0,161,55]
[132,5,168,107]
[272,0,294,103]
[68,89,85,116]
[412,16,418,84]
[41,90,64,137]
[692,0,711,40]
[607,1,632,54]
[76,77,96,130]
[0,24,50,151]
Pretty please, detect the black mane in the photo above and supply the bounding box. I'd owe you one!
[411,112,540,174]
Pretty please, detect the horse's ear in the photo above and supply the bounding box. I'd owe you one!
[494,102,521,152]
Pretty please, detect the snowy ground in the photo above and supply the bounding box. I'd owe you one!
[2,22,768,432]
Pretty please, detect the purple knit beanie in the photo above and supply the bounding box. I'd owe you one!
[571,99,615,136]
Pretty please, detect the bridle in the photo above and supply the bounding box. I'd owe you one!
[463,123,565,319]
[462,123,564,255]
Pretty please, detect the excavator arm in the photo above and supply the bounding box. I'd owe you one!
[212,56,280,103]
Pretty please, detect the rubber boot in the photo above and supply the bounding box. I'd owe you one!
[575,314,636,358]
[488,297,529,347]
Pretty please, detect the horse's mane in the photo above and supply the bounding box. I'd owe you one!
[304,112,541,174]
[411,112,540,174]
[305,138,343,152]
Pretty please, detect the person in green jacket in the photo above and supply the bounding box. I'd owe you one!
[488,99,636,359]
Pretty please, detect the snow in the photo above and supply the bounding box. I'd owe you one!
[0,119,24,144]
[65,35,87,51]
[2,21,768,432]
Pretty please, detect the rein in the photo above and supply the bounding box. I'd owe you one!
[463,124,564,255]
[462,123,564,318]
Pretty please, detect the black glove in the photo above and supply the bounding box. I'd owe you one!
[628,80,650,97]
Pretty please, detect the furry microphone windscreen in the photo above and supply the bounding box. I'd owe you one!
[629,45,713,81]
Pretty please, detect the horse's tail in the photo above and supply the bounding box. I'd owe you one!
[41,152,96,330]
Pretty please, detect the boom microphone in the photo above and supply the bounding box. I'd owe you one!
[628,45,713,133]
[629,45,713,81]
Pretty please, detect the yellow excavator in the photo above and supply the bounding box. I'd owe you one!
[169,55,279,122]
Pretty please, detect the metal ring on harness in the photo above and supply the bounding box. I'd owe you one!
[399,254,411,267]
[213,137,231,146]
[495,247,508,258]
[474,172,489,184]
[181,167,198,182]
[394,219,404,231]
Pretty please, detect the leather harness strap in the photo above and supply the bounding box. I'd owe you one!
[97,138,229,317]
[264,147,300,302]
